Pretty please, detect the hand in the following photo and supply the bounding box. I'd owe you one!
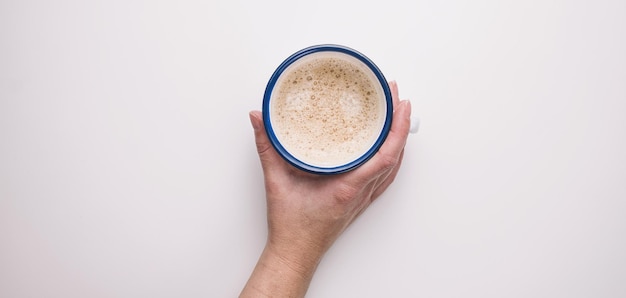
[241,81,412,298]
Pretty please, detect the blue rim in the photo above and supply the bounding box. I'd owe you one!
[262,44,393,174]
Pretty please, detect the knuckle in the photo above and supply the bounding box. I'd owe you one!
[379,152,399,171]
[256,141,273,156]
[334,183,360,203]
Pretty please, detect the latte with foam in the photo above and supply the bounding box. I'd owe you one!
[269,51,386,168]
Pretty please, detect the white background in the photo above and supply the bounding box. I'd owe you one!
[1,1,625,297]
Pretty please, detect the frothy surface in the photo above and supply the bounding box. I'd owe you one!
[270,52,386,167]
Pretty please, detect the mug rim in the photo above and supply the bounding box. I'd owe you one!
[262,44,393,174]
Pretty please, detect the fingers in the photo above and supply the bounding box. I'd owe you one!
[370,149,405,201]
[349,100,411,185]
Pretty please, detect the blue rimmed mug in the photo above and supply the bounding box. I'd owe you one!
[262,44,393,174]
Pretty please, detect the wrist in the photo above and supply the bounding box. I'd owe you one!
[240,243,322,298]
[266,239,325,275]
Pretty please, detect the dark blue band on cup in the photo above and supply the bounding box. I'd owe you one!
[262,44,393,174]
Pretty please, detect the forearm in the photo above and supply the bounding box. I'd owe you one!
[240,244,322,298]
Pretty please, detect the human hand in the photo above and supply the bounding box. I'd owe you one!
[241,81,411,297]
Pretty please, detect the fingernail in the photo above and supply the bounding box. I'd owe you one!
[401,100,411,119]
[405,100,412,116]
[249,112,260,130]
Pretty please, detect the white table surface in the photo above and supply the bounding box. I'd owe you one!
[1,1,625,297]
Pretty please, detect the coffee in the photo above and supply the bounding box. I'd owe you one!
[269,51,386,167]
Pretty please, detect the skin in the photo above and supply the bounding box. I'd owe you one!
[240,81,411,298]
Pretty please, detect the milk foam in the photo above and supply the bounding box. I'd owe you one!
[270,52,386,167]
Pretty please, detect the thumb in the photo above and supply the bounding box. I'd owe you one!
[249,111,282,171]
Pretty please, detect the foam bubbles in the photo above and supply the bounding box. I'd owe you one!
[270,52,386,167]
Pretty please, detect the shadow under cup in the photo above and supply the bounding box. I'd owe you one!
[262,45,393,174]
